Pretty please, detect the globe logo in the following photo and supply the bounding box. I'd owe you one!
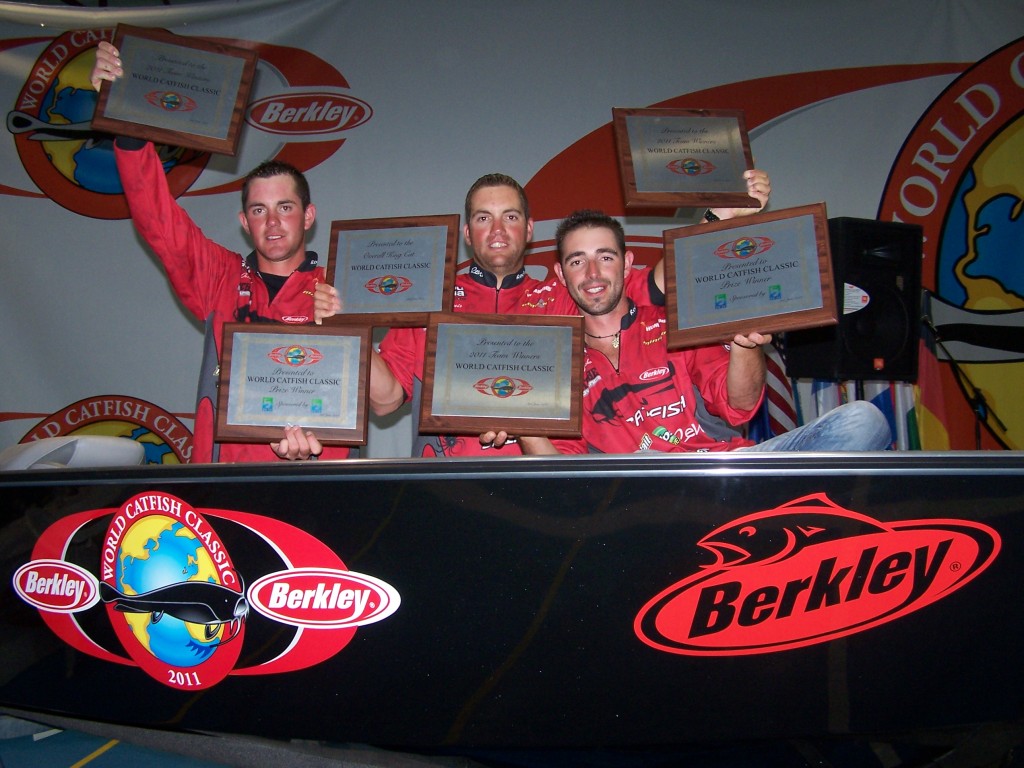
[285,346,307,365]
[11,32,207,219]
[715,236,773,261]
[491,377,516,398]
[878,37,1024,449]
[667,157,714,177]
[732,238,757,258]
[101,509,246,686]
[379,275,399,294]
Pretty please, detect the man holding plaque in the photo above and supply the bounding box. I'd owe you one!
[91,42,344,463]
[491,210,891,455]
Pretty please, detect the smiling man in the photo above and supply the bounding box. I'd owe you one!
[91,41,346,463]
[501,210,892,456]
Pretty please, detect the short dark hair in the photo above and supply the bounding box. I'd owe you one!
[464,173,529,222]
[554,209,626,262]
[241,160,311,210]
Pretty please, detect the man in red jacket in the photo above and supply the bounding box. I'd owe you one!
[492,210,891,455]
[92,41,343,462]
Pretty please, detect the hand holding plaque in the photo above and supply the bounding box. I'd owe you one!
[91,25,258,156]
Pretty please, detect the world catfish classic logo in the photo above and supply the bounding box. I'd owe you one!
[635,493,999,656]
[7,28,370,218]
[13,491,399,689]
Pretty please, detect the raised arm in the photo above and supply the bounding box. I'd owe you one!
[652,169,772,294]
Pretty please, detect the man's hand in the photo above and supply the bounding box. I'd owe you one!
[90,41,123,92]
[479,431,559,455]
[271,424,323,460]
[726,331,771,411]
[313,281,342,325]
[710,169,771,220]
[479,430,517,450]
[731,331,773,350]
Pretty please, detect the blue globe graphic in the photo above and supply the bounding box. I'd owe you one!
[116,518,225,667]
[936,168,1023,307]
[733,238,757,258]
[36,49,185,195]
[491,377,515,398]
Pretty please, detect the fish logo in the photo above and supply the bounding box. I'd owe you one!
[15,490,400,689]
[635,493,1000,656]
[99,580,248,644]
[714,236,774,260]
[16,394,192,464]
[269,345,323,366]
[144,90,196,113]
[473,376,533,398]
[365,274,412,296]
[666,157,715,176]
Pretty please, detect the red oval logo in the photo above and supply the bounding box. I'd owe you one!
[639,367,671,381]
[14,560,100,613]
[268,345,324,367]
[714,236,775,260]
[247,568,401,628]
[635,493,1001,656]
[246,92,373,135]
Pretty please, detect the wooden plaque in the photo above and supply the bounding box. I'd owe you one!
[613,107,760,209]
[663,202,837,348]
[323,214,459,328]
[215,323,370,446]
[92,24,258,156]
[420,313,583,438]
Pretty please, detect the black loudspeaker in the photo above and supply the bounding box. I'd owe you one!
[783,217,923,382]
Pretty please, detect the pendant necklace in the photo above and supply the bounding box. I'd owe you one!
[584,330,620,350]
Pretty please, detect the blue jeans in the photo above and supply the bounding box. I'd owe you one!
[736,400,892,452]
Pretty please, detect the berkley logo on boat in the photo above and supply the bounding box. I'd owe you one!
[13,491,400,690]
[634,493,1000,656]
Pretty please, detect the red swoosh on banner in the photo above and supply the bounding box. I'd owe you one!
[183,38,352,197]
[525,64,968,220]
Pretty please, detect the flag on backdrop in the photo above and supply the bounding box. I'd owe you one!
[915,337,951,450]
[860,381,898,450]
[747,343,798,443]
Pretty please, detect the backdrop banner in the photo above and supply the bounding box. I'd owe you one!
[1,0,1022,457]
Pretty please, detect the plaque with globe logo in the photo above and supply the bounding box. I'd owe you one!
[324,215,458,328]
[216,324,371,445]
[420,313,583,438]
[92,25,258,156]
[613,107,761,210]
[663,203,837,349]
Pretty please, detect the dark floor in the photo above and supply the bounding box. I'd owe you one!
[3,708,1024,768]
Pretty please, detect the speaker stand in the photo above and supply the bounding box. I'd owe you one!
[922,316,1007,450]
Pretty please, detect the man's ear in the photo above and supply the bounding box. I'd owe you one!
[525,217,534,242]
[304,203,316,231]
[624,250,635,271]
[553,262,566,286]
[238,211,250,235]
[463,222,472,247]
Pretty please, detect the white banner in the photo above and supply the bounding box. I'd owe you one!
[1,0,1021,458]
